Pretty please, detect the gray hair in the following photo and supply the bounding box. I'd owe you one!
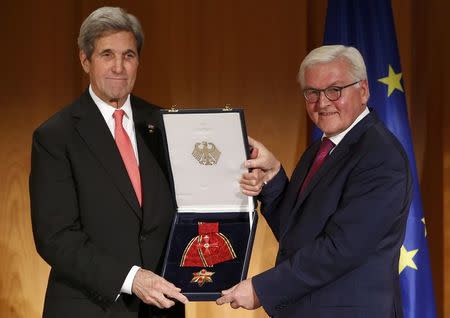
[297,45,367,88]
[78,7,144,59]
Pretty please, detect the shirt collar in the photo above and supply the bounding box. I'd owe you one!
[89,85,133,122]
[323,107,370,146]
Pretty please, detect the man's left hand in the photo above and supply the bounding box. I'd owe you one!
[216,278,261,310]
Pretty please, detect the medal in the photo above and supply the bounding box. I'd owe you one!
[180,222,236,267]
[191,268,215,287]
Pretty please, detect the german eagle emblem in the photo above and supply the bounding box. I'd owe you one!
[192,141,221,165]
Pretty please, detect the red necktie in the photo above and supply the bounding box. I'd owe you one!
[300,137,335,193]
[113,110,142,206]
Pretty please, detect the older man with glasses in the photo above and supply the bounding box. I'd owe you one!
[217,45,412,318]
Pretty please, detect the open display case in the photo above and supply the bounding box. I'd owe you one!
[160,108,258,301]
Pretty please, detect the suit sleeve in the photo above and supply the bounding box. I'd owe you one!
[29,128,131,304]
[258,167,289,240]
[252,149,412,316]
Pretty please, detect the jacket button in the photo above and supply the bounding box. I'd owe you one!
[140,234,147,241]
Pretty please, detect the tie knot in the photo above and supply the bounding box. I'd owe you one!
[320,137,335,154]
[113,109,125,123]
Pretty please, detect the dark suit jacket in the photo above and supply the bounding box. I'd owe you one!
[30,89,183,318]
[252,112,412,318]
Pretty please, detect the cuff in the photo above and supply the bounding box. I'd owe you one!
[260,167,287,198]
[120,265,141,295]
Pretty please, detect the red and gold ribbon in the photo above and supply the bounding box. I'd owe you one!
[180,222,237,267]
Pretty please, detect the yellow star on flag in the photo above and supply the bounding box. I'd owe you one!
[378,65,404,96]
[399,245,418,274]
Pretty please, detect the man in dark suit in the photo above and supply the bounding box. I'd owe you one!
[30,7,187,318]
[217,45,412,318]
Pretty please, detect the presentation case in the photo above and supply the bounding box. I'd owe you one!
[160,107,258,301]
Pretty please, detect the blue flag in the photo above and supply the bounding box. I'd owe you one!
[320,1,437,317]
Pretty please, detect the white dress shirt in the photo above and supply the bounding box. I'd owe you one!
[89,86,139,163]
[88,86,140,297]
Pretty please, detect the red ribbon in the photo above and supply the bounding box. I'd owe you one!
[180,222,237,267]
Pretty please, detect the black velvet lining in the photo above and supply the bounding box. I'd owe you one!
[163,212,251,296]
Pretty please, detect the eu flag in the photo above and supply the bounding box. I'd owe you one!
[320,1,437,317]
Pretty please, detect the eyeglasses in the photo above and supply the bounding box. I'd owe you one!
[303,80,361,103]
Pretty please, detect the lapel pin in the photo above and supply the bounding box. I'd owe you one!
[147,124,155,133]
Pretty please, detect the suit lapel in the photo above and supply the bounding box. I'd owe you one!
[280,145,350,242]
[73,91,142,220]
[280,112,379,240]
[282,142,320,215]
[132,100,169,229]
[135,131,157,225]
[295,144,350,207]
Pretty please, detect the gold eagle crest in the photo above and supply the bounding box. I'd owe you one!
[192,141,221,165]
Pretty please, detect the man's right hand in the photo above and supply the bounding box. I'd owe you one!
[132,268,188,308]
[240,137,281,196]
